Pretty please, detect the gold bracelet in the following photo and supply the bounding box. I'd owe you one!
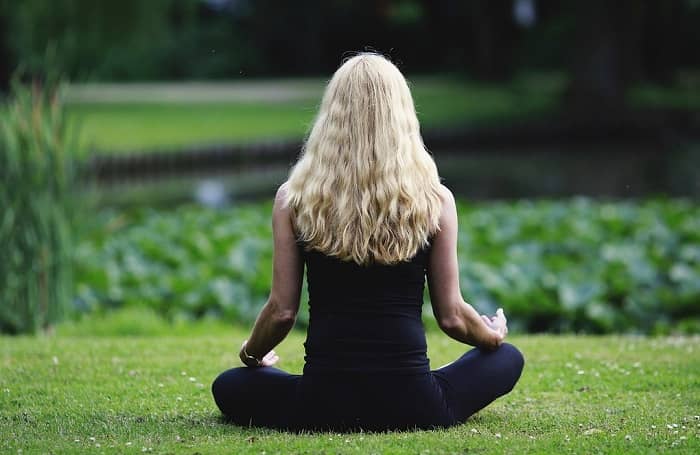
[242,342,262,367]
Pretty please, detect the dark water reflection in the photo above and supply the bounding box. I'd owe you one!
[89,144,699,208]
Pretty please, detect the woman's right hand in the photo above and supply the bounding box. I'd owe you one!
[480,308,508,344]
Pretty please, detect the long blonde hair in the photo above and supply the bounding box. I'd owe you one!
[285,53,442,265]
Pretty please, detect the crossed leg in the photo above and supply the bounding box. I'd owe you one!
[212,343,525,430]
[431,342,525,423]
[211,366,301,429]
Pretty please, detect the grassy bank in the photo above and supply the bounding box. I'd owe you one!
[65,73,700,152]
[66,74,564,151]
[1,326,698,454]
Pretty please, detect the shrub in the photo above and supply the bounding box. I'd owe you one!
[0,77,79,333]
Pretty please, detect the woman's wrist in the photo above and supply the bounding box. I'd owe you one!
[240,341,263,367]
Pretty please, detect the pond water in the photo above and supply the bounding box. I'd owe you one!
[88,143,699,208]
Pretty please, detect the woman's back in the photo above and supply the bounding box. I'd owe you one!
[301,241,432,375]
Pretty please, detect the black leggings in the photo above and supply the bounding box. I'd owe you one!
[211,342,524,432]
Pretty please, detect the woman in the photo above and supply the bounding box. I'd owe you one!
[211,53,524,431]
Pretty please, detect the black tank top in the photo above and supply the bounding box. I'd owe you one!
[299,240,432,375]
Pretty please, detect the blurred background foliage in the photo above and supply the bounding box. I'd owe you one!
[2,0,700,83]
[0,0,699,334]
[74,199,700,335]
[0,74,79,334]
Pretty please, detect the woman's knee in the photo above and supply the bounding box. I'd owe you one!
[497,342,525,386]
[211,367,250,412]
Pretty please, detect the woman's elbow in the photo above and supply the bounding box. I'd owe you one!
[274,309,297,326]
[266,298,298,326]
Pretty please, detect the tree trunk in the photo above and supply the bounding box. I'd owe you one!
[467,0,518,81]
[565,0,645,118]
[0,6,11,94]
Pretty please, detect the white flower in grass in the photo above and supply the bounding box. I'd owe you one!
[52,356,59,365]
[577,370,585,375]
[158,383,164,388]
[74,439,80,443]
[494,433,501,438]
[126,442,132,446]
[625,435,632,441]
[88,437,96,442]
[470,428,478,434]
[95,443,101,448]
[181,371,187,376]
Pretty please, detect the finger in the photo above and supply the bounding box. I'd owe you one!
[263,355,279,366]
[481,315,492,326]
[263,351,276,361]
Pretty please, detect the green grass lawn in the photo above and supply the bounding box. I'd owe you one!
[66,74,564,152]
[65,73,700,153]
[2,322,698,454]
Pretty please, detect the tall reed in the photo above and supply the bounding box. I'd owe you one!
[0,76,78,334]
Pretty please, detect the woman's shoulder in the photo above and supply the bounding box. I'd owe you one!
[275,181,290,204]
[437,183,455,206]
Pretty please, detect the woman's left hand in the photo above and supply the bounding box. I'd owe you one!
[259,350,280,367]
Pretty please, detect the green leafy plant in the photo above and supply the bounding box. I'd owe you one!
[74,198,700,334]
